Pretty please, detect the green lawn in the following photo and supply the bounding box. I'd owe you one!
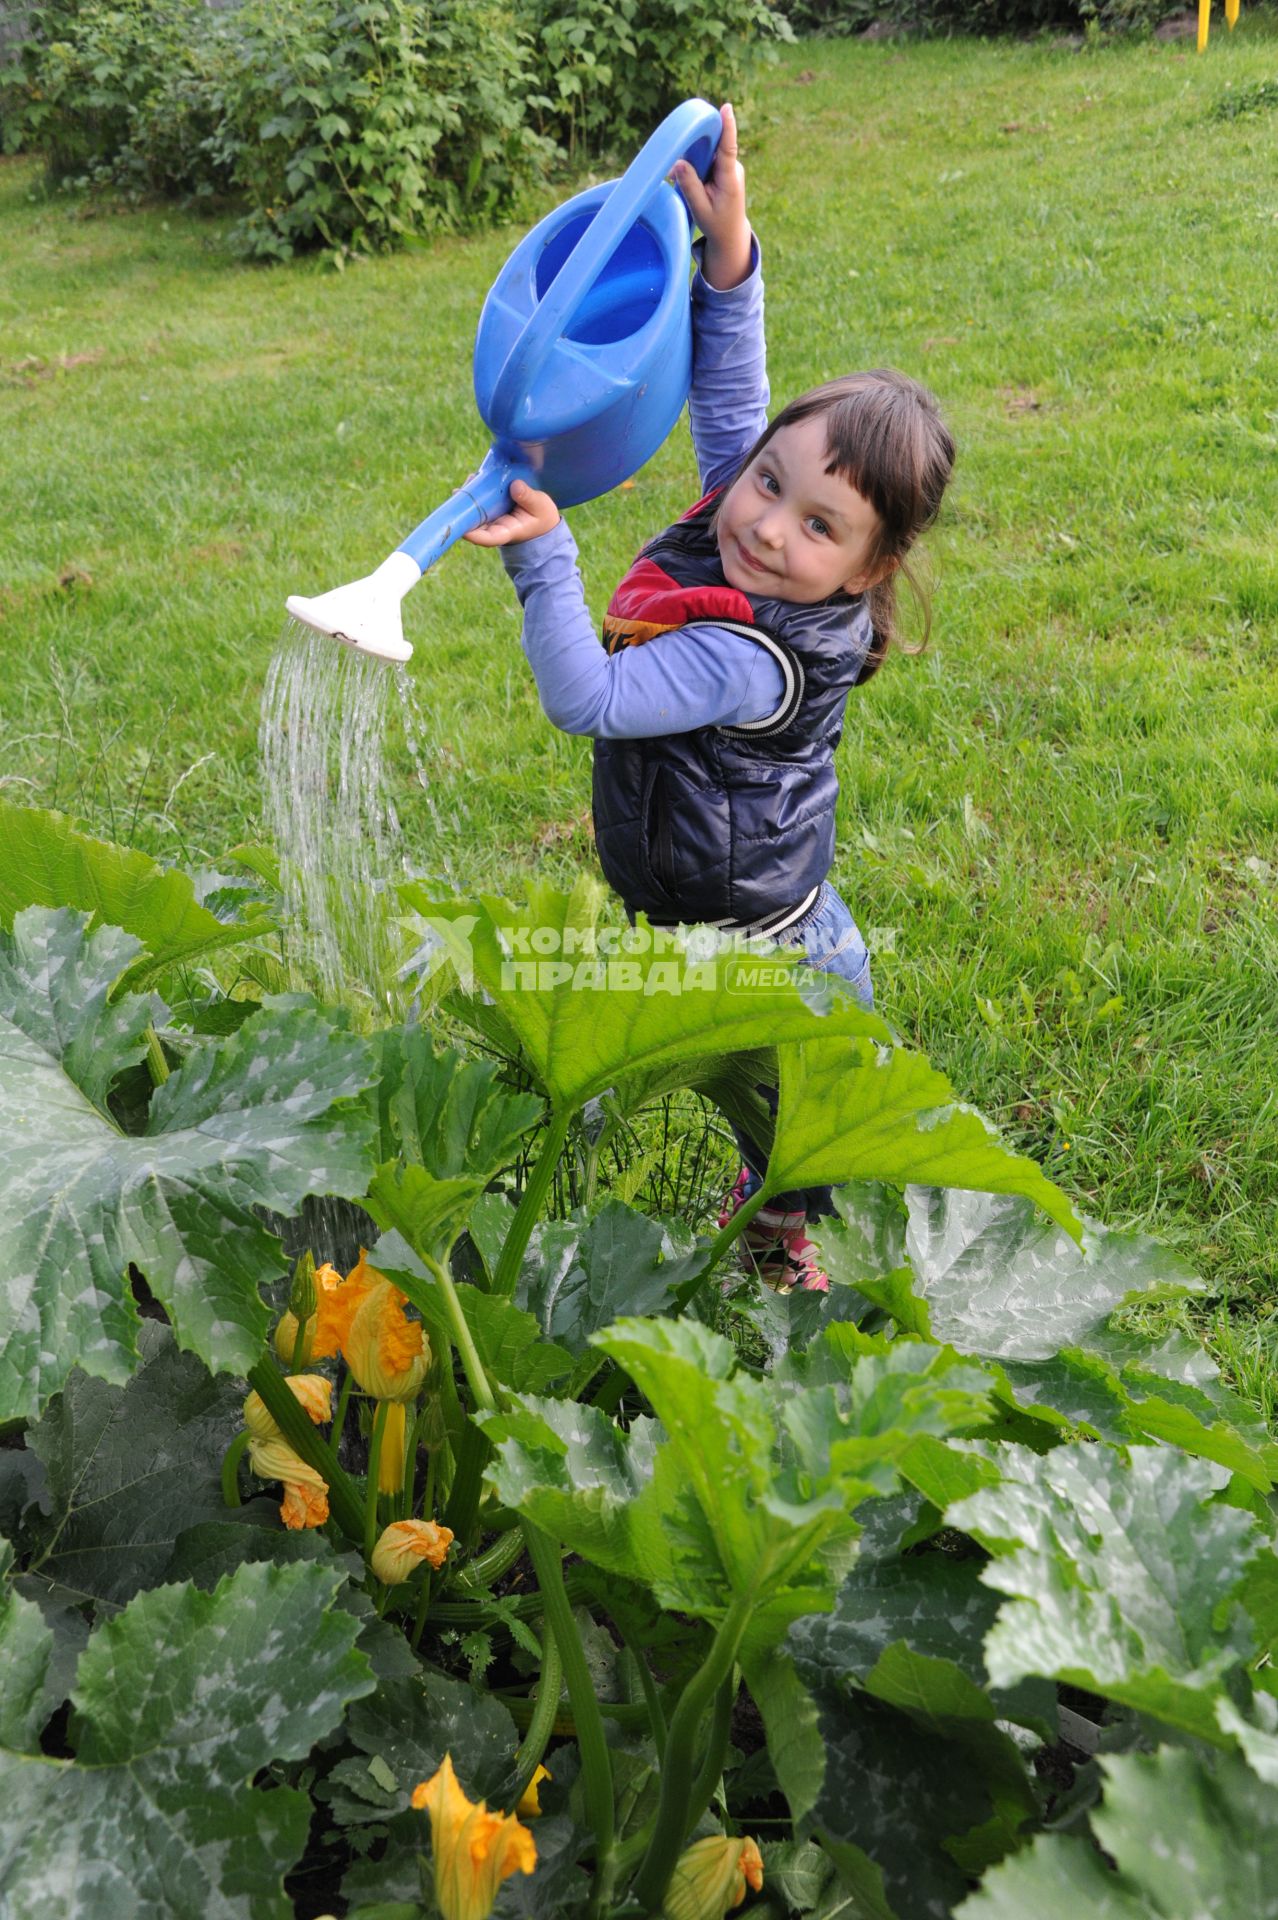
[3,25,1278,1389]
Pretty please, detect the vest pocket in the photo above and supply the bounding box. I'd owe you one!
[643,765,676,897]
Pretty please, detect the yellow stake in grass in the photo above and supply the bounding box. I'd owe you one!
[1199,0,1241,50]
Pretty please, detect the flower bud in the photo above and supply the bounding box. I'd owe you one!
[661,1835,765,1920]
[370,1517,454,1585]
[273,1310,314,1368]
[343,1277,429,1402]
[289,1248,318,1323]
[247,1436,330,1531]
[243,1374,332,1444]
[411,1754,535,1920]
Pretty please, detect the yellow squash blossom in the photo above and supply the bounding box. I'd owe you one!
[247,1436,330,1531]
[370,1517,454,1585]
[662,1834,764,1920]
[243,1374,332,1444]
[516,1764,550,1819]
[343,1274,429,1402]
[274,1260,356,1363]
[411,1753,536,1920]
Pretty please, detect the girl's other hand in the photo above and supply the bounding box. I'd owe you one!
[673,102,751,292]
[463,477,561,546]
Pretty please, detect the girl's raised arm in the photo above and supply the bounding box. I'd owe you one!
[674,104,769,495]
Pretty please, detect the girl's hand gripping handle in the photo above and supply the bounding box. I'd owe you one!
[673,102,751,292]
[463,478,560,548]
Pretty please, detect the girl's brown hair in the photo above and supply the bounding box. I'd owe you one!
[720,369,955,679]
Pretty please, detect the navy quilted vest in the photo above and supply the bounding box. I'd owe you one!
[592,491,876,932]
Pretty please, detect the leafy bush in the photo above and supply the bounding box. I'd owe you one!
[207,0,554,260]
[525,0,794,158]
[5,0,791,249]
[5,0,554,256]
[2,0,230,187]
[2,796,1278,1916]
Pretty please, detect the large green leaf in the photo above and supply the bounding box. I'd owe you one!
[950,1443,1265,1740]
[0,1541,54,1755]
[406,878,888,1103]
[782,1519,1045,1913]
[0,800,273,988]
[21,1322,247,1609]
[390,1036,542,1177]
[897,1186,1201,1361]
[958,1748,1278,1918]
[0,908,378,1419]
[407,881,1079,1235]
[789,1538,1056,1742]
[322,1667,518,1825]
[603,1322,991,1646]
[768,1042,1077,1232]
[486,1330,994,1657]
[803,1684,1006,1920]
[817,1186,1276,1485]
[518,1200,705,1353]
[0,1560,374,1919]
[362,1041,544,1266]
[364,1158,491,1267]
[478,1395,673,1595]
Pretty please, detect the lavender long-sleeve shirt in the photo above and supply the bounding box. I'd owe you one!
[500,240,786,738]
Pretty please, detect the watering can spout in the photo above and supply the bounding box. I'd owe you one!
[286,552,421,665]
[286,457,518,663]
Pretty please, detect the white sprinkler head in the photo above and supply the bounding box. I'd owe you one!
[286,550,422,665]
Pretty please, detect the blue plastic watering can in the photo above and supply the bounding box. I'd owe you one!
[286,98,723,663]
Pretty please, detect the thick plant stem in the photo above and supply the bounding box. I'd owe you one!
[686,1669,736,1832]
[220,1430,249,1507]
[493,1107,572,1297]
[424,1253,497,1414]
[521,1523,614,1872]
[442,1422,490,1548]
[364,1401,390,1566]
[410,1570,434,1650]
[507,1631,563,1813]
[246,1360,364,1541]
[424,1252,502,1551]
[629,1595,753,1915]
[332,1368,355,1451]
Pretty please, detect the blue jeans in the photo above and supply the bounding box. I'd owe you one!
[735,882,873,1219]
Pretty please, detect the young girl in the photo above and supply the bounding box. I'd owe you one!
[467,104,955,1292]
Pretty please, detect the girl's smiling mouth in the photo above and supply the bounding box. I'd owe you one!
[734,537,777,577]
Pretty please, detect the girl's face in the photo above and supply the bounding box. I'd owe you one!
[716,414,885,605]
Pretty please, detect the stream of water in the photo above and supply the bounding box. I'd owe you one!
[260,620,457,1016]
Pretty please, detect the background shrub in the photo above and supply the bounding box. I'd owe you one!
[206,0,552,259]
[3,0,790,251]
[1,0,230,187]
[4,0,555,256]
[524,0,794,158]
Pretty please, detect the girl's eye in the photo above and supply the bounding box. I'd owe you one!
[809,518,830,538]
[759,471,780,495]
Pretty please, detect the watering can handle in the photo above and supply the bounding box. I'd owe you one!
[487,97,723,434]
